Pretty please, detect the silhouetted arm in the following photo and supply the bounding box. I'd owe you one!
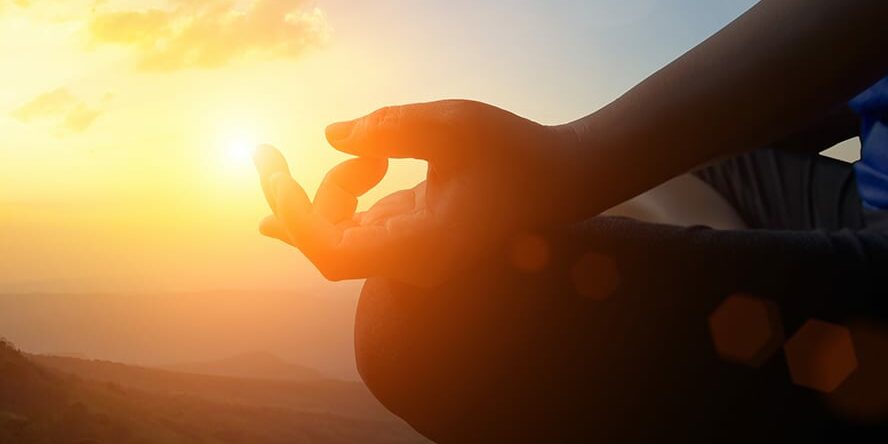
[255,0,888,286]
[562,0,888,216]
[769,106,860,155]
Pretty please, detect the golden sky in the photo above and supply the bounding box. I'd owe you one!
[1,0,783,376]
[0,0,433,293]
[0,0,765,294]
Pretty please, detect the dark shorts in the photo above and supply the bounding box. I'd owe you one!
[695,149,887,231]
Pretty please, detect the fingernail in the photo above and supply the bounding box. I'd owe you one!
[326,120,357,143]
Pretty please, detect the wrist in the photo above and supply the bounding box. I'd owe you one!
[537,119,613,224]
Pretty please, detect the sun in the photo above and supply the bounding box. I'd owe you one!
[218,128,259,175]
[225,137,256,168]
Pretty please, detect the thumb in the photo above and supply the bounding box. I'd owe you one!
[326,101,456,161]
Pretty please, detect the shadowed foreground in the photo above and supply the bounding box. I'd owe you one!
[355,217,888,443]
[0,340,428,444]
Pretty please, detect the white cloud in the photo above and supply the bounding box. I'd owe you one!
[89,0,330,71]
[11,87,108,135]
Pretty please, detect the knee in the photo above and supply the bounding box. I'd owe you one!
[353,266,590,442]
[352,220,839,442]
[354,278,495,441]
[353,278,431,421]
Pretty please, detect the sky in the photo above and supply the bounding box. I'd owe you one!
[0,0,767,295]
[27,0,882,379]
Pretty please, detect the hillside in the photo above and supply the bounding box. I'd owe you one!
[32,354,389,421]
[0,290,363,380]
[162,351,324,381]
[1,340,429,444]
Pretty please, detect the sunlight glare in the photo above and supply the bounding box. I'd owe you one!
[219,129,259,176]
[226,138,256,168]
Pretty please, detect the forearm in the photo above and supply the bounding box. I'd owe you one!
[562,0,888,217]
[768,105,859,155]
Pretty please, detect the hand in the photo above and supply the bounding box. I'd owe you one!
[254,100,579,286]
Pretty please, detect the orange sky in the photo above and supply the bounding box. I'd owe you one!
[10,0,866,378]
[0,0,428,293]
[1,0,858,297]
[1,0,777,296]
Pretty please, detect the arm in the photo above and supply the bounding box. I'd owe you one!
[562,0,888,216]
[254,1,888,286]
[769,106,859,155]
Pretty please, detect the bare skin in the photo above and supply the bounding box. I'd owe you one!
[255,0,888,287]
[254,102,571,286]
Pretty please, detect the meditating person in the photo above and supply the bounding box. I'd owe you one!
[254,0,888,441]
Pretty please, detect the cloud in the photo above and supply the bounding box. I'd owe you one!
[1,0,31,8]
[0,0,25,13]
[0,0,91,21]
[11,88,107,135]
[64,103,103,133]
[88,0,330,71]
[11,88,77,121]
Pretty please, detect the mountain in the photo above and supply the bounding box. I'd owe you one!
[31,354,385,420]
[163,351,324,381]
[0,289,364,381]
[1,339,429,444]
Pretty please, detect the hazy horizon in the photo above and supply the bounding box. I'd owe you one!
[0,287,364,380]
[2,0,767,380]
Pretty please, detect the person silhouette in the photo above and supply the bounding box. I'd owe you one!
[254,1,888,441]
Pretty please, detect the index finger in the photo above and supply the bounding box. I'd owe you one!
[325,101,459,161]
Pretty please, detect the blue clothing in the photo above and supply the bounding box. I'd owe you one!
[850,76,888,210]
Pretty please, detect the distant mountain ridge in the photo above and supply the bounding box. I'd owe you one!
[0,339,429,444]
[163,351,325,381]
[0,289,363,380]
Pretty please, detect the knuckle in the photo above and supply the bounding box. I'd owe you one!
[447,99,485,117]
[372,106,399,127]
[436,100,489,136]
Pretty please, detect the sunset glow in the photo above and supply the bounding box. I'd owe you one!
[0,0,764,295]
[3,2,880,442]
[219,127,260,174]
[1,0,760,371]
